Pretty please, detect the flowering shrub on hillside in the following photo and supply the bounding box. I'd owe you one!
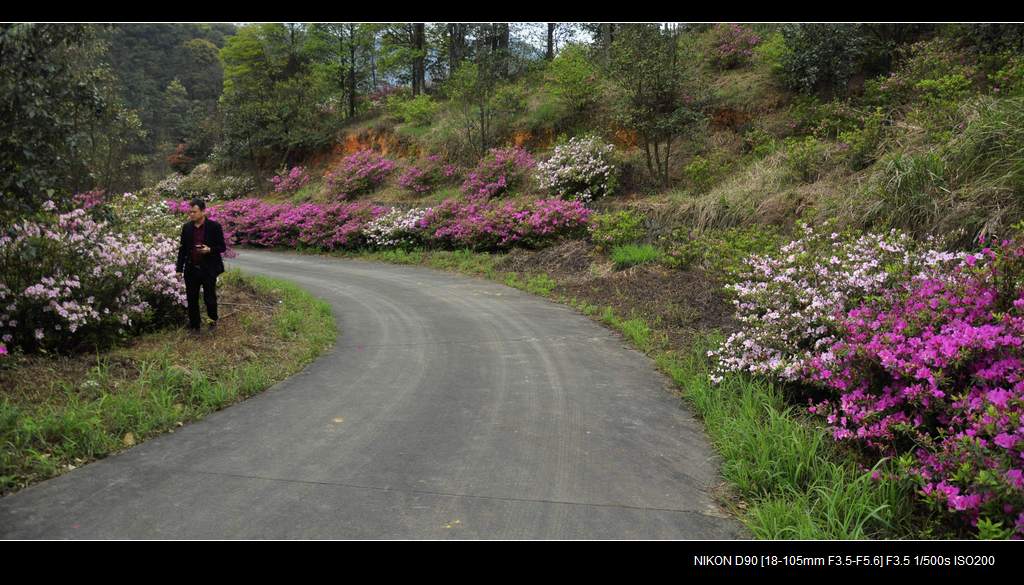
[709,23,762,69]
[0,204,185,354]
[419,198,591,251]
[460,146,536,201]
[325,150,396,199]
[270,166,311,193]
[398,155,459,195]
[804,241,1024,537]
[364,208,430,249]
[536,135,617,203]
[709,224,965,384]
[212,198,388,250]
[711,223,1024,537]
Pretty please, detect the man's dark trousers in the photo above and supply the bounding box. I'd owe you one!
[184,264,218,330]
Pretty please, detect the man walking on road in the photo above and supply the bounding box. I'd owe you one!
[175,198,227,334]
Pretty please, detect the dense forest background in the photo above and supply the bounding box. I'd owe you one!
[5,22,1024,239]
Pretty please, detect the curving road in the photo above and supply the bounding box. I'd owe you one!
[0,249,746,539]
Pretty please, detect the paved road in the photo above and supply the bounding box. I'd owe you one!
[1,249,746,539]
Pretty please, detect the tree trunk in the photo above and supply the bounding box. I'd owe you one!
[652,140,662,184]
[601,23,612,65]
[498,23,510,77]
[413,23,425,96]
[348,25,356,118]
[643,140,654,179]
[546,23,556,60]
[448,23,464,76]
[663,138,673,186]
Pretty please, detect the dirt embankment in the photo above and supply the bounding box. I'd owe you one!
[498,240,738,349]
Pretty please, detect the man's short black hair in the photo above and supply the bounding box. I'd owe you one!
[190,198,206,211]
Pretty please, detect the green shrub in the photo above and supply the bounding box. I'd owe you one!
[546,44,599,114]
[838,107,885,170]
[755,31,789,77]
[610,243,661,269]
[385,94,440,127]
[783,136,827,182]
[991,53,1024,97]
[682,156,728,193]
[743,128,779,158]
[661,225,783,278]
[588,210,646,250]
[779,24,868,94]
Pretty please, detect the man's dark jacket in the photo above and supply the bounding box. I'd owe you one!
[176,219,227,276]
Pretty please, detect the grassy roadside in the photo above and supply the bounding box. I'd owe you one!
[319,245,929,539]
[0,268,336,496]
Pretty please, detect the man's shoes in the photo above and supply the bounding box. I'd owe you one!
[188,327,201,336]
[208,320,217,331]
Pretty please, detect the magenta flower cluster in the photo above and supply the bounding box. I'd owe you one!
[398,155,459,195]
[209,199,388,250]
[802,243,1024,536]
[419,198,591,251]
[72,189,107,210]
[0,202,185,354]
[460,146,536,201]
[202,197,589,253]
[324,150,396,200]
[709,23,762,69]
[270,166,311,193]
[713,225,1024,537]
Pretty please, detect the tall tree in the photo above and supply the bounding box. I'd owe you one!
[0,24,130,218]
[609,23,707,186]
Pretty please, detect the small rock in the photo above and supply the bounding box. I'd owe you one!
[123,432,136,447]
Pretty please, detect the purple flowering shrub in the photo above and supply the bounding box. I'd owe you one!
[708,224,960,383]
[190,196,589,254]
[709,23,762,69]
[460,147,536,201]
[72,189,107,210]
[324,150,396,199]
[270,166,311,193]
[398,155,459,195]
[801,242,1024,536]
[212,198,388,250]
[0,203,185,354]
[713,224,1024,537]
[419,198,591,251]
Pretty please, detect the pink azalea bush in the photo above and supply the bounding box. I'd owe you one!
[709,23,762,69]
[206,198,590,253]
[419,198,591,251]
[398,155,459,195]
[0,203,185,354]
[460,146,536,201]
[72,189,107,210]
[801,241,1024,537]
[211,198,389,250]
[712,224,1024,537]
[270,166,311,193]
[708,224,963,383]
[324,150,396,199]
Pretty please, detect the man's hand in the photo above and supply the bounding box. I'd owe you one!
[199,245,211,255]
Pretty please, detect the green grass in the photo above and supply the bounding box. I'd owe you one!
[655,337,921,539]
[0,269,336,494]
[610,243,662,269]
